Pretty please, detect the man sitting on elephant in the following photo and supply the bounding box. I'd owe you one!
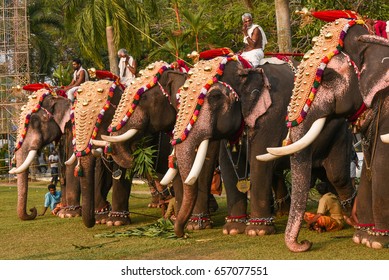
[304,182,345,232]
[63,58,89,101]
[240,12,267,67]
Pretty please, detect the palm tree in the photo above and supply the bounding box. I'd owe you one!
[61,0,150,74]
[28,0,64,82]
[181,8,213,53]
[148,30,190,62]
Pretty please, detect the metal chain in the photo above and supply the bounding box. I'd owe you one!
[224,129,249,181]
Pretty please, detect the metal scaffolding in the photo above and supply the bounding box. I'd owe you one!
[0,0,29,175]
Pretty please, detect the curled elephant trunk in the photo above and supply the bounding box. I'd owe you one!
[266,117,326,156]
[14,150,37,220]
[9,150,37,174]
[101,129,138,143]
[184,139,209,185]
[380,133,389,143]
[285,149,313,252]
[175,183,198,237]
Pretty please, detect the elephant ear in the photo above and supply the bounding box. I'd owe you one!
[358,35,389,107]
[52,97,72,133]
[238,68,272,128]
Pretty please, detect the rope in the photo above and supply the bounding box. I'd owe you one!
[122,18,194,68]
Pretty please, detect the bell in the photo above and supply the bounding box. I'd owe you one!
[232,145,237,152]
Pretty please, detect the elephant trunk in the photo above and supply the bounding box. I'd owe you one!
[110,142,134,169]
[174,183,198,237]
[15,150,37,220]
[79,155,96,227]
[285,149,313,252]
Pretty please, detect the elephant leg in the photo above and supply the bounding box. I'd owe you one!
[272,172,290,217]
[57,159,81,218]
[107,165,132,226]
[245,131,276,236]
[321,125,356,215]
[219,140,247,235]
[365,140,389,249]
[186,140,219,230]
[246,160,276,236]
[351,164,373,245]
[94,157,112,224]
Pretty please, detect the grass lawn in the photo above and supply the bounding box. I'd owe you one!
[0,180,389,260]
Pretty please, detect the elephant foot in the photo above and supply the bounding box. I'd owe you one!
[106,211,131,226]
[222,215,248,235]
[94,203,111,225]
[57,205,82,218]
[245,217,276,236]
[352,224,373,245]
[186,214,213,230]
[365,228,389,249]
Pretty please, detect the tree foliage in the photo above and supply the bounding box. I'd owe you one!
[27,0,389,82]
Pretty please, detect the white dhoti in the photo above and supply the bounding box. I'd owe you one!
[241,48,264,68]
[66,86,79,102]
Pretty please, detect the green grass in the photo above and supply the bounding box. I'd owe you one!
[0,181,389,260]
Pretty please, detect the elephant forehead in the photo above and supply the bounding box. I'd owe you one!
[110,61,169,131]
[73,80,113,151]
[287,18,363,127]
[173,57,225,142]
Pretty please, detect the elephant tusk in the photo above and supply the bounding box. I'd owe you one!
[91,139,108,147]
[380,133,389,143]
[101,129,138,143]
[65,154,76,166]
[160,168,178,185]
[92,148,103,157]
[184,139,209,185]
[266,117,326,156]
[8,150,37,174]
[256,152,282,162]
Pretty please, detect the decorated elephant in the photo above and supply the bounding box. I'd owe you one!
[80,61,192,227]
[101,61,222,229]
[163,52,356,239]
[261,18,389,251]
[9,88,72,220]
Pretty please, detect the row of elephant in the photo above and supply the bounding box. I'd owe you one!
[10,18,389,252]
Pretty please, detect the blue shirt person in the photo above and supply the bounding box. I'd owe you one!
[39,184,62,216]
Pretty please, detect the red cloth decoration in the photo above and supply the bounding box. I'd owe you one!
[311,10,360,22]
[374,20,388,38]
[22,83,48,92]
[237,55,252,69]
[176,59,190,72]
[56,89,68,98]
[95,70,119,81]
[199,48,234,60]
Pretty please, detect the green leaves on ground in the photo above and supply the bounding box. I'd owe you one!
[94,218,184,239]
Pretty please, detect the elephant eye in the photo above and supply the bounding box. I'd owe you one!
[321,68,340,87]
